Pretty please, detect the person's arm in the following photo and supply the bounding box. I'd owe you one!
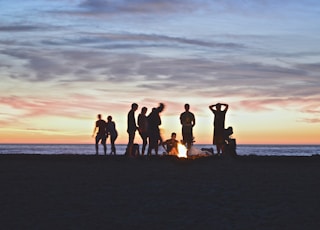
[209,104,217,112]
[162,140,168,153]
[92,122,97,137]
[222,103,229,112]
[137,114,141,127]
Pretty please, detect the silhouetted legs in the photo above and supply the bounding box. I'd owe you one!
[95,134,106,155]
[127,131,135,157]
[182,126,193,150]
[139,132,148,156]
[110,135,117,155]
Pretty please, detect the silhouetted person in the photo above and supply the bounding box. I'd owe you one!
[127,103,138,157]
[106,115,118,155]
[180,104,195,150]
[224,126,237,156]
[92,114,107,155]
[162,132,179,155]
[147,103,165,156]
[138,107,148,156]
[209,103,229,155]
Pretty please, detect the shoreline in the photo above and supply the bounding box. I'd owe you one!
[1,144,319,157]
[1,153,320,158]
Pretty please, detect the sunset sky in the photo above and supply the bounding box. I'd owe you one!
[1,0,319,144]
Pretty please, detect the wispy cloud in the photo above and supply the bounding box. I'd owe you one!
[2,44,320,101]
[0,25,43,32]
[300,118,320,123]
[81,32,245,49]
[78,0,205,15]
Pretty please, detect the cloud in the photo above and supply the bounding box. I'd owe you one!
[3,43,320,101]
[0,95,96,118]
[78,0,206,15]
[36,32,244,51]
[97,33,244,49]
[304,109,320,114]
[228,96,320,126]
[60,0,316,19]
[295,63,320,73]
[2,48,71,81]
[236,98,289,112]
[299,118,320,123]
[0,25,43,32]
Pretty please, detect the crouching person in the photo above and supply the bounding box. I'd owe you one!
[224,127,237,157]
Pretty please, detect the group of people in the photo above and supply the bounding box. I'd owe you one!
[127,103,165,157]
[92,114,118,155]
[93,102,231,156]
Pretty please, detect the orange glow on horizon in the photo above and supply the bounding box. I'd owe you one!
[1,110,319,145]
[1,131,320,145]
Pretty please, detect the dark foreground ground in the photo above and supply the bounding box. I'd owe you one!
[0,154,320,230]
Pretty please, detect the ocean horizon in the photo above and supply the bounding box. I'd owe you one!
[0,144,319,156]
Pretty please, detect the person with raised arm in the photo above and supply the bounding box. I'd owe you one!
[209,103,229,155]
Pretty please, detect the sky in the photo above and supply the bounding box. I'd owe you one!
[0,0,319,145]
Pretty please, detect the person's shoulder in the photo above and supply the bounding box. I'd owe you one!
[97,119,106,125]
[187,111,195,116]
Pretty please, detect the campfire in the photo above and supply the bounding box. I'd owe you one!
[177,143,188,158]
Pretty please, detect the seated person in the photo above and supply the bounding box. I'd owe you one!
[162,132,179,155]
[224,127,237,156]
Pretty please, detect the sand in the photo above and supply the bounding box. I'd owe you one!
[1,154,320,229]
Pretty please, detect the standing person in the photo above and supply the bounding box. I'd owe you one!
[106,115,118,155]
[138,107,148,156]
[209,103,229,155]
[92,114,107,155]
[180,104,195,150]
[127,103,138,157]
[147,103,165,156]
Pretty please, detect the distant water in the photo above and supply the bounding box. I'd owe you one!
[0,144,319,156]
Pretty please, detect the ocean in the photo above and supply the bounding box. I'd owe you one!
[0,144,319,156]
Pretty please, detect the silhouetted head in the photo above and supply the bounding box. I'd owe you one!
[171,132,177,139]
[216,103,221,111]
[97,114,102,119]
[184,104,190,111]
[107,116,112,121]
[131,103,138,111]
[141,107,147,114]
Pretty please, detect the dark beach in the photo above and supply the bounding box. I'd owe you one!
[1,154,320,229]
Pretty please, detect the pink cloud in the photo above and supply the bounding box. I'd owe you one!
[0,94,128,121]
[298,118,320,123]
